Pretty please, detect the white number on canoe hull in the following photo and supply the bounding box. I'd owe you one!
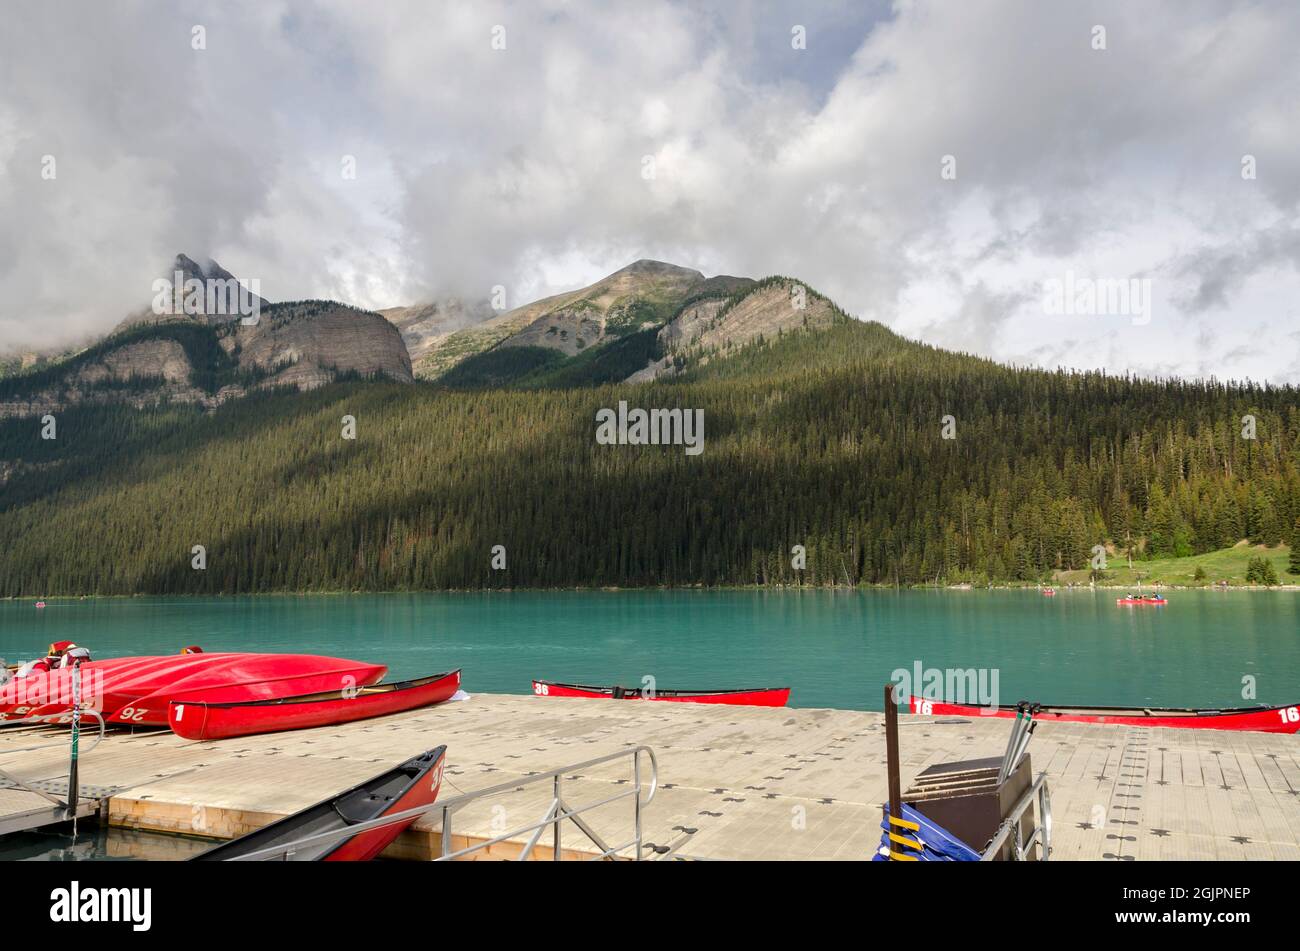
[117,706,148,722]
[911,698,934,715]
[533,683,549,696]
[1279,707,1299,724]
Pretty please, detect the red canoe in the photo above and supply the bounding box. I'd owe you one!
[4,654,389,726]
[169,669,463,740]
[8,654,254,721]
[907,695,1300,734]
[103,654,389,727]
[192,747,447,861]
[1,655,144,721]
[533,680,790,707]
[1117,596,1167,605]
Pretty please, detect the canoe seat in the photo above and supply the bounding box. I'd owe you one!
[334,791,395,824]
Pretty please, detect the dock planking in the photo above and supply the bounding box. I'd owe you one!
[1,694,1298,860]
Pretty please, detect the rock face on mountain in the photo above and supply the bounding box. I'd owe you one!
[0,336,217,418]
[500,260,704,356]
[413,260,707,379]
[2,255,846,413]
[116,254,270,333]
[626,278,839,382]
[75,338,192,386]
[234,301,414,388]
[0,296,413,418]
[379,298,495,364]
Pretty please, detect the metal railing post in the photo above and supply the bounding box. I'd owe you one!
[553,774,562,860]
[633,750,643,860]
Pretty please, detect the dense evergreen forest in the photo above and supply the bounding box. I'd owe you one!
[0,317,1297,595]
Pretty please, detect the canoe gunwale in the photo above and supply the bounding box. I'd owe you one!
[917,698,1290,719]
[172,669,462,711]
[534,679,789,699]
[907,695,1300,733]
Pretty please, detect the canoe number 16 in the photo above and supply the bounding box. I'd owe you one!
[1279,707,1299,724]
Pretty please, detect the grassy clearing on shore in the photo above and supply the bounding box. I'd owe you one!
[1054,541,1294,587]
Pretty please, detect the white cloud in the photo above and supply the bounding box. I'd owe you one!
[0,0,1296,384]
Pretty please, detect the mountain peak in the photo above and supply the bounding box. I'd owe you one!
[613,259,703,280]
[171,253,243,287]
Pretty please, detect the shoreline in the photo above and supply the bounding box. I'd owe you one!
[6,581,1299,601]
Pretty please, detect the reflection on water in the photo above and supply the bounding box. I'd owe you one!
[0,821,212,861]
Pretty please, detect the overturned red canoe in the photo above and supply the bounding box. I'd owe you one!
[907,695,1300,734]
[169,669,462,740]
[192,746,447,861]
[533,680,790,707]
[0,655,148,721]
[8,654,252,721]
[104,654,389,727]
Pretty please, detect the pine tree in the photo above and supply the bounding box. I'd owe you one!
[1290,519,1300,576]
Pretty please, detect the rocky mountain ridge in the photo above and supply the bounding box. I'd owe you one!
[0,256,412,418]
[1,255,855,414]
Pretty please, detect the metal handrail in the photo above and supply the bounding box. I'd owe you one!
[0,709,106,818]
[980,771,1052,860]
[224,745,658,862]
[0,709,107,757]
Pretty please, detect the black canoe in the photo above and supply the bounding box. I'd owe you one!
[192,746,447,861]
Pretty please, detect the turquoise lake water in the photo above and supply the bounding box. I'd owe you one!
[2,590,1297,710]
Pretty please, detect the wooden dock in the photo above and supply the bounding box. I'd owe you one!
[2,694,1298,860]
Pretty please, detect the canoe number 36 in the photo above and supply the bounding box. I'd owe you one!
[533,683,549,696]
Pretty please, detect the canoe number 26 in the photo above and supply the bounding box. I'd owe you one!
[117,706,149,722]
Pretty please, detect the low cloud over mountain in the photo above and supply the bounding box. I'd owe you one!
[2,1,1298,382]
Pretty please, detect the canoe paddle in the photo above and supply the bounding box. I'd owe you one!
[997,702,1028,785]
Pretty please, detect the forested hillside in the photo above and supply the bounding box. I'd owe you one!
[1,315,1296,596]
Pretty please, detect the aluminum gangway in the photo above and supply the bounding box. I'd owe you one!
[218,745,697,861]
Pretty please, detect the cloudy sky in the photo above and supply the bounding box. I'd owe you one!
[1,0,1298,383]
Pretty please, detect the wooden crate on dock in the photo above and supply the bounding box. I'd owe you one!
[904,755,1036,860]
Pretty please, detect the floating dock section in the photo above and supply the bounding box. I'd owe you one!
[1,694,1298,860]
